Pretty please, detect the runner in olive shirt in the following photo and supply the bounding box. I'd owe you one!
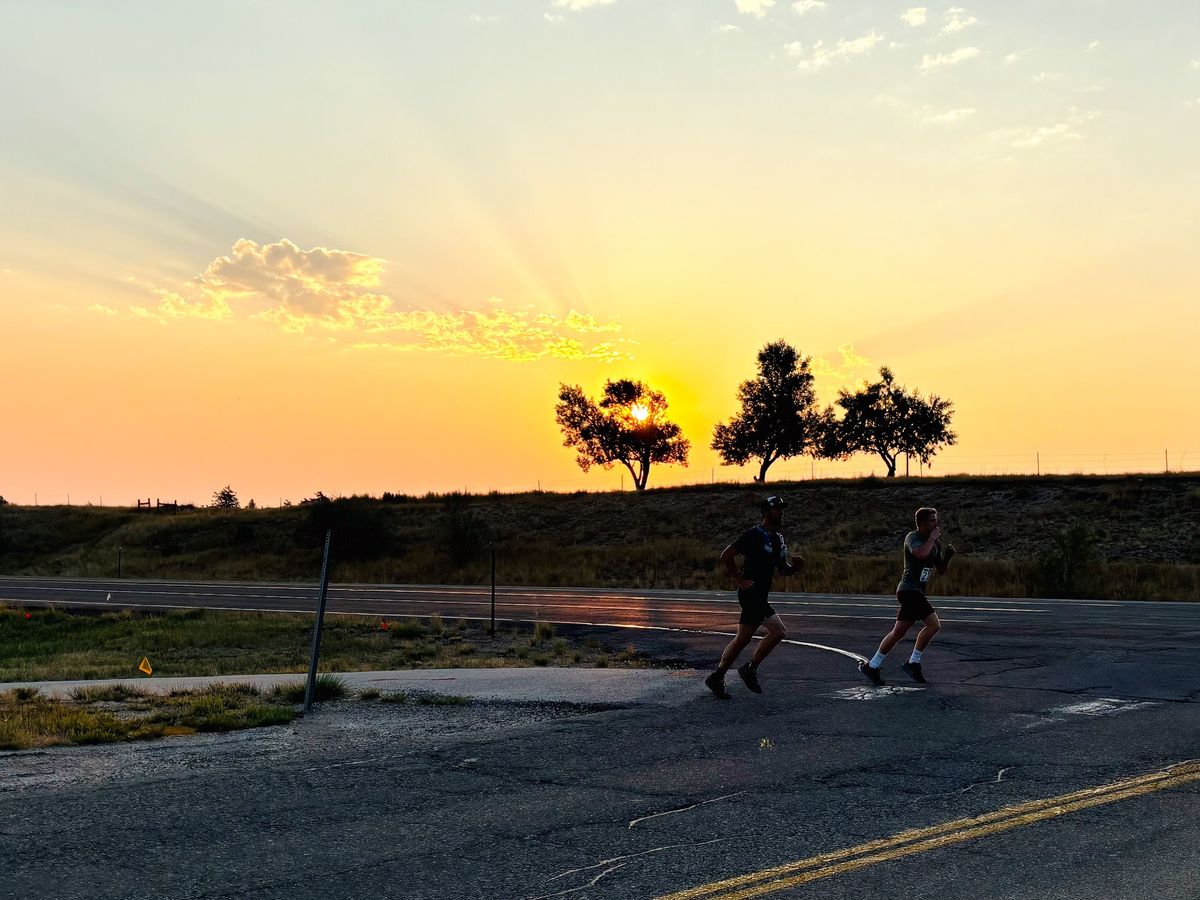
[859,507,956,686]
[704,496,801,699]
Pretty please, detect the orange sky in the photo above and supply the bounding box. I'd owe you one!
[2,3,1198,505]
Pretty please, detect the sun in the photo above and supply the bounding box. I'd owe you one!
[630,403,650,423]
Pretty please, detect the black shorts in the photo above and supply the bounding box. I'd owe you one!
[896,589,936,622]
[737,591,777,628]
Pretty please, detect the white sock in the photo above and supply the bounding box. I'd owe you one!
[909,649,923,664]
[869,651,886,669]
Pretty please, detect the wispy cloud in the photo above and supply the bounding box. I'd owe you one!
[469,14,500,25]
[719,23,742,33]
[88,304,118,316]
[900,8,928,27]
[1087,40,1101,52]
[121,239,633,362]
[792,0,826,14]
[920,46,980,71]
[923,107,977,123]
[1005,108,1099,149]
[812,343,873,391]
[553,0,614,9]
[735,0,775,18]
[942,7,978,34]
[786,31,885,72]
[1005,49,1030,64]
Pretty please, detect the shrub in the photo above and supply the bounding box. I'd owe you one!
[442,494,490,567]
[1036,522,1102,598]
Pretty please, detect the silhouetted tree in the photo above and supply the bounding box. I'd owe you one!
[555,379,690,492]
[246,499,257,510]
[712,340,836,482]
[212,485,240,510]
[828,367,956,477]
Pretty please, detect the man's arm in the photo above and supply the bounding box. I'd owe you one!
[911,526,941,560]
[721,545,753,590]
[936,544,957,575]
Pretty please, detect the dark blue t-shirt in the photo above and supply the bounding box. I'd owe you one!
[733,526,785,599]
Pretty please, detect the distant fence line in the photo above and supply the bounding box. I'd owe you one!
[9,449,1195,506]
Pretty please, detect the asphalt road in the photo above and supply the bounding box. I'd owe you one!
[2,575,1199,899]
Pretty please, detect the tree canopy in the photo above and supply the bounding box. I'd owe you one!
[829,367,956,477]
[711,340,834,482]
[555,379,690,491]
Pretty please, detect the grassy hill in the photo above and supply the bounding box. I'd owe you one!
[1,474,1198,600]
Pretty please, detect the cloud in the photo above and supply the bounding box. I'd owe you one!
[1005,108,1098,149]
[942,7,978,34]
[553,0,614,9]
[1005,49,1030,64]
[786,31,885,71]
[126,240,632,362]
[920,46,980,70]
[811,343,873,391]
[1087,40,1101,52]
[719,23,742,33]
[923,107,977,123]
[735,0,775,18]
[900,7,927,26]
[88,304,118,316]
[544,13,565,22]
[792,0,826,14]
[1032,71,1063,83]
[1189,59,1200,71]
[469,14,499,24]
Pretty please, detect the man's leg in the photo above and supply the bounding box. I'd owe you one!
[861,620,914,685]
[749,615,787,667]
[717,623,758,671]
[707,623,757,698]
[735,615,786,694]
[902,613,940,683]
[913,612,941,653]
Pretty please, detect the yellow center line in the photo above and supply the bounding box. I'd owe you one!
[657,761,1200,900]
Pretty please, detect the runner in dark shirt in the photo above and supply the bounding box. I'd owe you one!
[859,507,956,686]
[704,496,801,699]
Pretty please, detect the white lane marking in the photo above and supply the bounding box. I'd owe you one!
[0,581,1081,613]
[0,596,988,625]
[833,686,924,701]
[1051,698,1159,717]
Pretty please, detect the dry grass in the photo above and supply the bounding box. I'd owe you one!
[2,474,1198,600]
[0,682,295,751]
[0,607,638,684]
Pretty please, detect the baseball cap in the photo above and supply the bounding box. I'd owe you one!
[761,495,785,511]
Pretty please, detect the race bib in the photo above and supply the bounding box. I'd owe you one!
[920,567,934,584]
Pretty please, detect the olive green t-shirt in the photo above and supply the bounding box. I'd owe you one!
[898,531,942,593]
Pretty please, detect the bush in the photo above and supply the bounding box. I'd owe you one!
[442,494,490,567]
[293,498,397,561]
[1036,522,1102,598]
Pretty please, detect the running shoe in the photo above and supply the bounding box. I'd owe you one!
[737,663,763,694]
[858,661,885,686]
[901,661,927,684]
[704,671,732,700]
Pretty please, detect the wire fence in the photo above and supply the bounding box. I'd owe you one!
[470,448,1196,495]
[10,449,1195,506]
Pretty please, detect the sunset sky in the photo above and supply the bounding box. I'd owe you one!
[2,1,1198,505]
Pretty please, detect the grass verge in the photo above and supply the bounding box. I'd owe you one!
[0,607,643,682]
[0,683,295,751]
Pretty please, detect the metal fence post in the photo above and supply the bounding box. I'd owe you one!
[303,530,334,713]
[117,546,123,579]
[490,542,497,637]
